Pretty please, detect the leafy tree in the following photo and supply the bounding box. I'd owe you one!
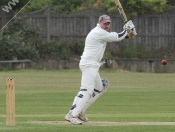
[52,0,85,11]
[19,0,174,17]
[21,0,52,13]
[22,0,85,12]
[1,0,174,16]
[89,0,168,17]
[167,0,175,5]
[0,0,30,11]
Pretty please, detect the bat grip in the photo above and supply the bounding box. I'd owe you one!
[129,33,135,39]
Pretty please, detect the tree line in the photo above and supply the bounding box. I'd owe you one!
[0,0,175,17]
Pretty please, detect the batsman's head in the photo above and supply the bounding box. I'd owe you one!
[99,15,111,31]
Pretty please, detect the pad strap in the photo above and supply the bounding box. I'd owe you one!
[80,88,101,93]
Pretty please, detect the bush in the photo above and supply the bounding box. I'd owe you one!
[36,41,84,60]
[70,41,84,56]
[110,43,168,59]
[0,17,40,60]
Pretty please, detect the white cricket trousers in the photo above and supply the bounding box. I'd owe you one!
[71,65,103,117]
[80,65,103,95]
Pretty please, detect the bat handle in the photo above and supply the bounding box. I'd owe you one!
[129,33,135,39]
[124,20,128,23]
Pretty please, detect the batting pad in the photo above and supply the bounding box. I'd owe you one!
[68,94,80,114]
[82,90,102,113]
[82,79,109,113]
[71,91,91,117]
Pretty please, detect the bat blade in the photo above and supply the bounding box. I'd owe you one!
[114,0,135,38]
[114,0,127,23]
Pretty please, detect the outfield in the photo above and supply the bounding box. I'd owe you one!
[0,69,175,132]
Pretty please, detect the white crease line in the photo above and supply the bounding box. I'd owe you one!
[0,0,32,32]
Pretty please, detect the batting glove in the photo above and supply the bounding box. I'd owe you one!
[123,20,137,38]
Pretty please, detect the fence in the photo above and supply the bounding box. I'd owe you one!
[0,6,175,51]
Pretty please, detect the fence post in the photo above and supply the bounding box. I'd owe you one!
[89,6,96,30]
[1,6,7,30]
[46,5,51,41]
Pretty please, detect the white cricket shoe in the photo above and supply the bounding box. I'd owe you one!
[69,117,82,125]
[78,112,88,122]
[65,113,82,125]
[65,113,71,121]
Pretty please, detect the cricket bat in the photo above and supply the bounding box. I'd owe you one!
[114,0,135,38]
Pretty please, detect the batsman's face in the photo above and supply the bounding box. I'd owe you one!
[99,22,110,31]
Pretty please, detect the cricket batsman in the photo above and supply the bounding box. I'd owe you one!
[65,15,137,125]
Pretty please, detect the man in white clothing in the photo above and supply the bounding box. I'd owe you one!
[65,15,137,125]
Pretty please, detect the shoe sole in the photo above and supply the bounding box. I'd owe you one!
[65,118,82,125]
[78,117,88,122]
[69,120,82,125]
[65,119,70,122]
[71,122,82,125]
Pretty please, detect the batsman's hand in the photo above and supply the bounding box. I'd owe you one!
[123,20,137,38]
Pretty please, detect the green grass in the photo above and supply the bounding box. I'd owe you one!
[0,69,175,131]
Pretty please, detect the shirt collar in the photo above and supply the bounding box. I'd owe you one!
[97,23,101,28]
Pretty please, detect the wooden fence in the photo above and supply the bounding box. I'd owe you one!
[0,6,175,51]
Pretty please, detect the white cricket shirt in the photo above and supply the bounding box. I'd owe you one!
[80,24,122,67]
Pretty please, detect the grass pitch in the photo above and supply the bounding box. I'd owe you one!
[0,69,175,132]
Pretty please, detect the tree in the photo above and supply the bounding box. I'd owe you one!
[52,0,85,11]
[21,0,85,13]
[90,0,168,17]
[21,0,51,13]
[167,0,175,5]
[1,0,173,17]
[0,0,30,11]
